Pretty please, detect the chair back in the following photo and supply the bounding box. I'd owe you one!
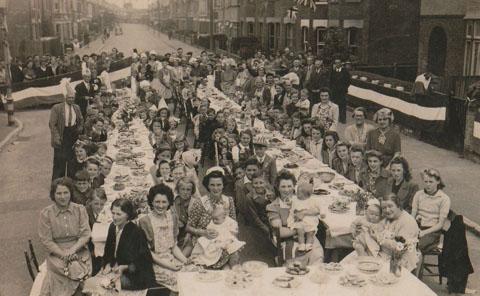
[24,240,40,281]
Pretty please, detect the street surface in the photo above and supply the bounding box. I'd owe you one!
[0,24,478,295]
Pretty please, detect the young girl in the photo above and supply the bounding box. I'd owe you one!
[360,150,390,197]
[174,177,197,256]
[332,141,351,177]
[225,119,239,135]
[321,131,339,168]
[351,201,384,257]
[191,206,245,268]
[412,169,451,253]
[287,180,323,251]
[95,142,108,160]
[152,159,174,187]
[231,130,253,164]
[157,107,171,132]
[67,141,89,178]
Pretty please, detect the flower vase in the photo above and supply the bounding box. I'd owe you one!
[355,200,365,216]
[389,255,402,277]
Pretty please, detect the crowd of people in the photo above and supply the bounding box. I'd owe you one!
[40,45,473,296]
[0,48,125,85]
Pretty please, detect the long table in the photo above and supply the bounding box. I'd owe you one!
[177,256,436,296]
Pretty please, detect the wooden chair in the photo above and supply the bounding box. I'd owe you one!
[24,240,40,281]
[415,210,456,284]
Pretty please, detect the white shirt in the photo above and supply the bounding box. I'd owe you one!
[64,103,76,127]
[308,139,323,161]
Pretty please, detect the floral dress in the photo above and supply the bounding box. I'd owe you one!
[149,211,182,292]
[314,104,334,130]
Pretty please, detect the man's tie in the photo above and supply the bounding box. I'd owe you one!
[67,105,72,127]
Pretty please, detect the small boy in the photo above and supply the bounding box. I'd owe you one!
[86,188,107,275]
[347,145,364,185]
[244,172,275,235]
[253,136,277,185]
[72,170,93,205]
[85,158,102,189]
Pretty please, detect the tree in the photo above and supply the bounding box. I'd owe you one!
[296,0,317,10]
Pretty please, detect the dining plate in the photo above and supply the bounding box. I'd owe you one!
[242,261,268,277]
[370,272,400,286]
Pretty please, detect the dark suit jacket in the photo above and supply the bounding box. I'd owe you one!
[256,155,277,186]
[49,102,84,148]
[385,178,419,213]
[329,67,351,94]
[103,222,156,290]
[75,81,96,118]
[35,66,54,79]
[305,68,330,91]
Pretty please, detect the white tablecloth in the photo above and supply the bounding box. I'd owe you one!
[178,260,436,296]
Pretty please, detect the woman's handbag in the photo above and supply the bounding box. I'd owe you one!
[63,256,91,281]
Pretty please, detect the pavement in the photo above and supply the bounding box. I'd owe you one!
[0,23,478,295]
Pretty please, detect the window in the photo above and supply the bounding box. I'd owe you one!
[268,23,276,51]
[464,20,480,75]
[347,27,359,55]
[285,24,294,48]
[302,27,309,52]
[248,23,254,36]
[316,28,327,53]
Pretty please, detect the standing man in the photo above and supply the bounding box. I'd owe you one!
[75,72,95,118]
[305,59,330,113]
[49,81,84,180]
[330,58,351,124]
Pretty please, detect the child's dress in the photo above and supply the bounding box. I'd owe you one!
[351,216,384,257]
[191,217,245,266]
[287,196,322,233]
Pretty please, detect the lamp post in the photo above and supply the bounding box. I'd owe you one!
[0,4,13,126]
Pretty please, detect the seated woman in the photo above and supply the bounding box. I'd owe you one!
[386,156,419,213]
[266,170,324,266]
[332,141,351,177]
[379,193,419,271]
[84,198,157,293]
[359,150,390,198]
[138,184,189,292]
[412,169,451,253]
[67,140,90,178]
[186,168,237,269]
[38,177,92,296]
